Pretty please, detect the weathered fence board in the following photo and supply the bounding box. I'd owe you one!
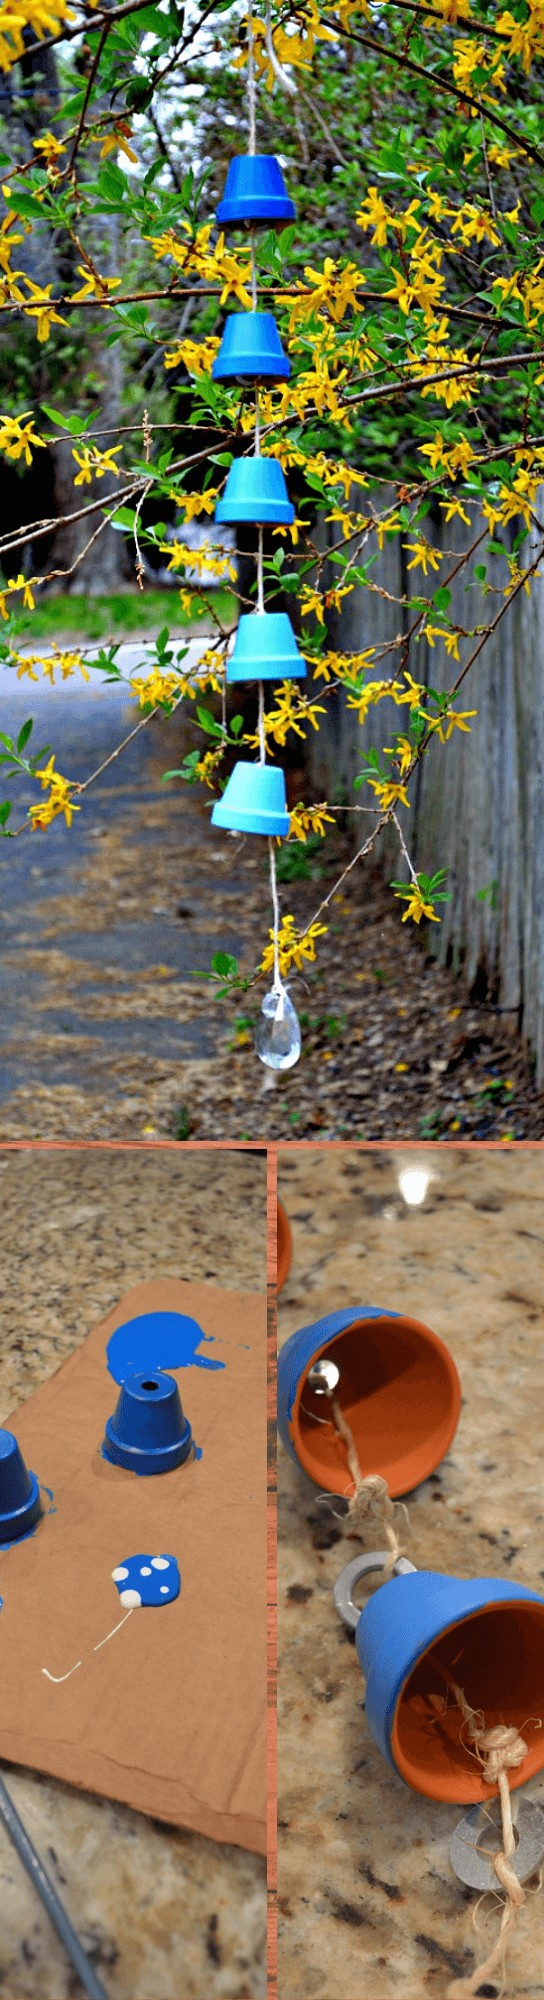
[306,496,544,1077]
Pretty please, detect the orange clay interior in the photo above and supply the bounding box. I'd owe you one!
[391,1601,544,1802]
[293,1316,460,1497]
[277,1202,292,1294]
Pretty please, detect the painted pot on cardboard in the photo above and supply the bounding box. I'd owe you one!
[277,1306,461,1498]
[334,1551,544,1804]
[0,1428,42,1541]
[103,1370,193,1474]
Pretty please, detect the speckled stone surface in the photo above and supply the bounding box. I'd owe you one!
[277,1145,544,2000]
[0,1144,266,2000]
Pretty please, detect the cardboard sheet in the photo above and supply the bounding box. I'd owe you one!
[0,1279,266,1854]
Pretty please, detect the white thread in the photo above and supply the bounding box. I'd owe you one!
[42,1660,82,1685]
[247,0,257,152]
[93,1608,134,1653]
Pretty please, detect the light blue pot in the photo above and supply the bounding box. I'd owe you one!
[228,613,305,683]
[215,456,294,526]
[212,760,290,836]
[212,312,290,382]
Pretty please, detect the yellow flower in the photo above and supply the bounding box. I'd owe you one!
[29,754,79,831]
[396,885,440,924]
[69,265,121,303]
[72,444,122,486]
[367,778,410,810]
[356,186,391,248]
[405,540,441,575]
[93,121,138,163]
[20,278,67,342]
[288,803,334,841]
[0,412,45,465]
[259,912,328,978]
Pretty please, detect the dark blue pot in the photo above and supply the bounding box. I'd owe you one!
[0,1429,42,1541]
[217,154,296,226]
[103,1370,192,1475]
[357,1566,544,1802]
[277,1306,461,1498]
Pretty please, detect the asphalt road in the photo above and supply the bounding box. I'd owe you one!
[0,642,247,1120]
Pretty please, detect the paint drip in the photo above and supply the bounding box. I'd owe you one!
[107,1311,225,1386]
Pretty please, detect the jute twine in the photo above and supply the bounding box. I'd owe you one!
[446,1686,529,2000]
[326,1392,403,1570]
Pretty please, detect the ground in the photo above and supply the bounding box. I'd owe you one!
[0,628,542,1142]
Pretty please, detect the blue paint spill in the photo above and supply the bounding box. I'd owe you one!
[111,1553,180,1606]
[107,1311,225,1387]
[193,1444,203,1460]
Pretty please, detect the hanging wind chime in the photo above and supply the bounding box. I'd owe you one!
[207,6,303,1072]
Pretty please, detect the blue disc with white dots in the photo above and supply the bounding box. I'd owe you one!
[111,1553,180,1607]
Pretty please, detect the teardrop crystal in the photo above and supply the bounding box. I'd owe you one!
[254,986,301,1072]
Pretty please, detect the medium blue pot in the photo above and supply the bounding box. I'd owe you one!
[215,457,294,526]
[103,1370,193,1475]
[357,1566,544,1802]
[217,154,296,226]
[212,760,290,836]
[228,613,305,683]
[0,1429,42,1542]
[212,312,290,382]
[277,1306,461,1498]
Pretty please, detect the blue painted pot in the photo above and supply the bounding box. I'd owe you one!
[217,154,296,226]
[215,456,294,526]
[212,312,290,382]
[228,613,305,684]
[103,1370,193,1475]
[357,1566,544,1802]
[0,1429,42,1541]
[212,760,290,836]
[277,1307,461,1498]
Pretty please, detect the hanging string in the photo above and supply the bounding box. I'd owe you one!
[245,0,290,1019]
[445,1688,531,2000]
[322,1386,404,1570]
[269,834,287,996]
[247,0,257,153]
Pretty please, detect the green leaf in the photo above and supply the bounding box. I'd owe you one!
[16,718,32,753]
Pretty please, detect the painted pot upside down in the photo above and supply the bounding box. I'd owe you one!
[277,1201,292,1293]
[357,1567,544,1803]
[103,1370,193,1475]
[0,1429,42,1541]
[277,1307,461,1498]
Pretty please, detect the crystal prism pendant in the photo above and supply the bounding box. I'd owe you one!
[254,986,301,1072]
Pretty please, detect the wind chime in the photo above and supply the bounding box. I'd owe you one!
[206,9,304,1072]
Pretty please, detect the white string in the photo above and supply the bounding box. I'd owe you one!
[247,0,257,152]
[245,0,287,1012]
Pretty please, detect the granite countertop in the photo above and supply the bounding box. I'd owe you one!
[277,1145,544,2000]
[0,1144,267,2000]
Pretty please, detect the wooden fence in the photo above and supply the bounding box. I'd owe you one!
[305,496,544,1078]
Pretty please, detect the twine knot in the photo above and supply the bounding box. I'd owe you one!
[475,1724,528,1787]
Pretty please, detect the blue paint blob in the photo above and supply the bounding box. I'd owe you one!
[111,1553,180,1607]
[193,1444,203,1461]
[107,1311,225,1387]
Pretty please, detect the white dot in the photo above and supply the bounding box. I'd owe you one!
[160,1586,169,1595]
[140,1566,152,1576]
[120,1589,141,1608]
[150,1557,169,1570]
[112,1566,129,1581]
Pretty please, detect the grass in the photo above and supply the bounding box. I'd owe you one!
[18,589,237,643]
